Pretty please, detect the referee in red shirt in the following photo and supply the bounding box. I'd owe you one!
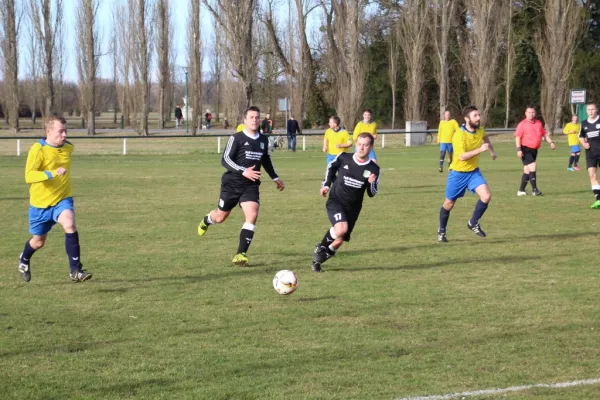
[515,105,556,196]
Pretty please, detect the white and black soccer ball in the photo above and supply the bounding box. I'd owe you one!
[273,270,298,295]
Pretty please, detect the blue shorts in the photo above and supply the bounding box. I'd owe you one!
[440,143,453,153]
[327,154,338,164]
[445,169,487,201]
[29,197,74,236]
[570,145,581,153]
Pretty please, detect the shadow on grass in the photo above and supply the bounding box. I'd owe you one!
[326,254,544,272]
[86,378,176,396]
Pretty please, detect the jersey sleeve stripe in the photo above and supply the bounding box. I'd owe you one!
[223,135,245,172]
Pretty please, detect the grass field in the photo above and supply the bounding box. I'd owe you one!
[1,138,599,400]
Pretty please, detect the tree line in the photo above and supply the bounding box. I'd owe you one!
[0,0,599,135]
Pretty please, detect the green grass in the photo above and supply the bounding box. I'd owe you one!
[1,139,599,400]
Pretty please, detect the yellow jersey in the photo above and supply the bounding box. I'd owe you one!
[324,128,352,156]
[449,125,485,172]
[25,139,74,208]
[236,124,245,132]
[437,119,460,144]
[563,122,580,146]
[352,121,377,142]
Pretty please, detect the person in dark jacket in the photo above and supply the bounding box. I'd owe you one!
[175,104,183,129]
[286,116,301,151]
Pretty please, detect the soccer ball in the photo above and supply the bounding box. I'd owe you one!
[273,270,298,295]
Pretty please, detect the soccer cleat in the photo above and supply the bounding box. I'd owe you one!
[232,252,249,266]
[437,230,448,243]
[70,268,92,283]
[312,260,322,273]
[591,200,600,209]
[197,219,209,236]
[532,189,543,196]
[439,167,443,173]
[574,166,581,171]
[567,167,575,172]
[517,191,527,196]
[467,221,486,238]
[18,253,31,282]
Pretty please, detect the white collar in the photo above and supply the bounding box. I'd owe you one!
[353,153,370,166]
[587,116,600,124]
[242,129,259,140]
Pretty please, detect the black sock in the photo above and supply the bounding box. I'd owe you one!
[593,187,600,201]
[529,171,538,190]
[439,151,445,168]
[203,214,213,226]
[237,227,255,254]
[469,200,489,226]
[439,207,450,233]
[320,228,337,247]
[519,173,529,191]
[21,240,36,263]
[65,232,81,273]
[574,154,580,166]
[448,154,453,165]
[568,155,574,167]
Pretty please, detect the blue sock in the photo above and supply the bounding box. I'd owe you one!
[439,207,450,233]
[21,240,36,263]
[469,200,489,226]
[65,232,81,273]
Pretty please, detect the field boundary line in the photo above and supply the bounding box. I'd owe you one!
[395,377,600,400]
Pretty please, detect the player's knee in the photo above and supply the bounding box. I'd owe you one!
[442,199,455,210]
[481,192,492,203]
[212,212,227,224]
[30,237,46,249]
[334,224,348,238]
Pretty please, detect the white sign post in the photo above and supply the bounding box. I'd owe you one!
[278,98,289,122]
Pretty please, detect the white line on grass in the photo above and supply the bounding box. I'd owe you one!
[395,377,600,400]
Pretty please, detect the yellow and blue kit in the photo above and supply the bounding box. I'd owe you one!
[445,125,487,200]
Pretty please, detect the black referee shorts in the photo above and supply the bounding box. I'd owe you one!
[521,146,538,166]
[326,200,361,242]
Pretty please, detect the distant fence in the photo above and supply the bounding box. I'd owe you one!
[0,128,525,156]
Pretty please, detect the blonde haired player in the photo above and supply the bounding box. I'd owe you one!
[18,116,92,282]
[563,115,581,171]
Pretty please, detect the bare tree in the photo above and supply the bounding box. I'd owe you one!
[504,0,516,128]
[455,0,510,124]
[76,0,100,135]
[320,0,368,127]
[29,0,63,117]
[131,0,154,136]
[211,17,223,123]
[155,0,172,129]
[396,0,429,121]
[26,11,39,124]
[535,0,586,135]
[55,21,66,115]
[113,3,132,127]
[388,18,401,129]
[0,0,21,132]
[188,0,202,134]
[429,0,457,120]
[202,0,257,109]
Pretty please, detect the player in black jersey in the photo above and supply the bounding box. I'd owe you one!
[197,106,285,265]
[579,102,600,209]
[312,133,381,272]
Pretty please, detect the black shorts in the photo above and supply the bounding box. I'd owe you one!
[521,146,538,166]
[218,179,260,212]
[326,200,361,242]
[586,150,600,169]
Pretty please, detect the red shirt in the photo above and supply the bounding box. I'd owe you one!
[515,119,546,149]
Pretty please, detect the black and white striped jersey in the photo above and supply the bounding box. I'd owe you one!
[322,152,380,208]
[221,131,278,184]
[579,116,600,155]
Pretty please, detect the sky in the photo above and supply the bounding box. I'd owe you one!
[16,0,321,84]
